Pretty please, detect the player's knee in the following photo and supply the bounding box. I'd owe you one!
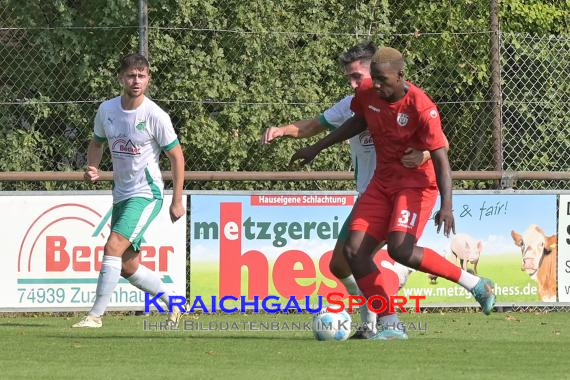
[328,257,339,276]
[329,254,349,278]
[329,244,342,273]
[104,241,119,256]
[104,237,125,257]
[121,260,138,277]
[342,243,360,264]
[387,242,407,263]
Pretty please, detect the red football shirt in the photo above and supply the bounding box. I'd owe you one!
[351,79,447,190]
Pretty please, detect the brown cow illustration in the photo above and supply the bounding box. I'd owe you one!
[511,225,557,302]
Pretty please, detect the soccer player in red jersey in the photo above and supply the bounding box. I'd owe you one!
[263,42,430,339]
[291,47,496,340]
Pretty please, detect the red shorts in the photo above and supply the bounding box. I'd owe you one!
[349,181,438,242]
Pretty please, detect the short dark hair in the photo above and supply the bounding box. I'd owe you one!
[338,41,377,66]
[118,53,150,74]
[372,47,404,71]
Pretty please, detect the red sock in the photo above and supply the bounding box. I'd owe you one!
[418,247,462,283]
[356,270,391,317]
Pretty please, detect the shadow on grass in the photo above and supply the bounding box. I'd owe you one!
[0,322,51,327]
[45,334,314,341]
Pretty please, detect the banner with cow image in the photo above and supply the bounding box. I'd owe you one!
[0,193,186,311]
[557,195,570,303]
[409,193,558,304]
[190,192,559,308]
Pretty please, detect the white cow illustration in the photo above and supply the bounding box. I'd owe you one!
[450,233,483,274]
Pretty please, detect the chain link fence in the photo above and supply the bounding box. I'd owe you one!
[501,32,570,190]
[0,1,568,191]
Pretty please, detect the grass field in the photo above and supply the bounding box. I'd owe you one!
[1,311,569,379]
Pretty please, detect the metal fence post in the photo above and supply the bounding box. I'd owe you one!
[138,0,148,58]
[490,0,504,187]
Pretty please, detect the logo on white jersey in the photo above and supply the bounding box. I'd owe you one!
[368,105,381,113]
[429,109,438,119]
[135,121,146,131]
[111,139,141,156]
[397,113,409,127]
[358,130,374,146]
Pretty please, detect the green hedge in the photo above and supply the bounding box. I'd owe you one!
[0,0,568,191]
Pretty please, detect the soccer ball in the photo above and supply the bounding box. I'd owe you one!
[312,309,352,341]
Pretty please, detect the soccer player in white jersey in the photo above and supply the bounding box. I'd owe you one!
[261,42,427,338]
[72,53,186,328]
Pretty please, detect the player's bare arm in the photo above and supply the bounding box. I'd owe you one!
[431,147,455,237]
[261,118,325,144]
[401,120,450,168]
[289,115,367,166]
[401,148,431,168]
[85,138,104,183]
[165,144,185,223]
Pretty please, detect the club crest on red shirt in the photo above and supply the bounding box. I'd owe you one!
[397,112,409,127]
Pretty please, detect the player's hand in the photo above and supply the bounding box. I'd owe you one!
[289,146,319,167]
[261,126,284,144]
[434,207,455,238]
[401,148,429,168]
[169,201,185,223]
[84,166,99,183]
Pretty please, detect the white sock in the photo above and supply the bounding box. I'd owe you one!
[458,270,480,291]
[339,274,377,333]
[378,313,402,330]
[339,274,360,295]
[89,256,122,317]
[127,264,175,308]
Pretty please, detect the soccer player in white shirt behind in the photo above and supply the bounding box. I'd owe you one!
[73,53,185,328]
[261,42,427,339]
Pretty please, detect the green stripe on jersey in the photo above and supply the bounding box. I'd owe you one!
[319,114,336,131]
[93,133,106,143]
[145,167,163,199]
[162,138,179,152]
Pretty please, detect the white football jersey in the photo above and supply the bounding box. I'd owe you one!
[320,95,376,194]
[93,96,179,203]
